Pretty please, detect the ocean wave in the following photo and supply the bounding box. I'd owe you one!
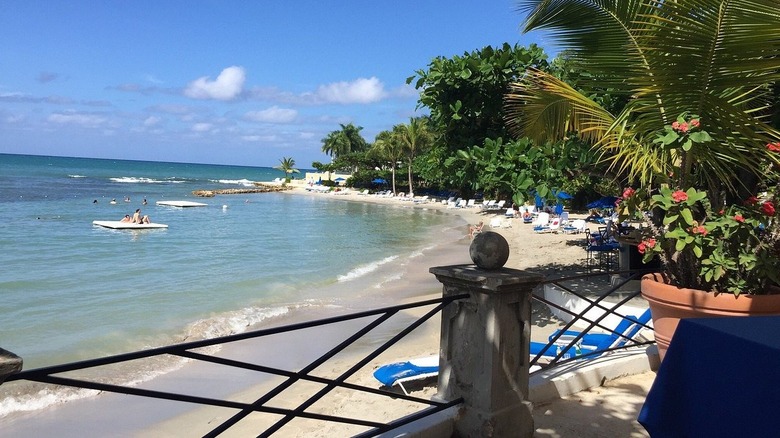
[110,177,186,184]
[337,255,399,283]
[213,179,256,187]
[68,174,87,178]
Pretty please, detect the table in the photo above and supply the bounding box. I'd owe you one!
[638,316,780,437]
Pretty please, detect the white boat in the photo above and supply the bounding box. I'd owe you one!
[155,200,208,207]
[92,221,168,229]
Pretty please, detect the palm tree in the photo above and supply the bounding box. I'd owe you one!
[321,123,369,160]
[373,130,405,194]
[274,157,299,182]
[395,117,433,198]
[506,0,780,197]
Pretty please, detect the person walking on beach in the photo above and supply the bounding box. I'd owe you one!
[469,221,484,238]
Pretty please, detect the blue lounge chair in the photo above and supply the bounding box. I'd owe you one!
[540,308,653,359]
[373,355,439,395]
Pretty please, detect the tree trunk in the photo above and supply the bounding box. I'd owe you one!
[407,163,414,197]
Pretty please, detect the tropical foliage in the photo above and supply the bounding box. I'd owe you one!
[506,0,780,198]
[321,123,369,159]
[274,157,299,182]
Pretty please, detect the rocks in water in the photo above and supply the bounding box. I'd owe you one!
[192,184,292,198]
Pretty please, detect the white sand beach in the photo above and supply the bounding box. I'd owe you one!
[142,187,648,437]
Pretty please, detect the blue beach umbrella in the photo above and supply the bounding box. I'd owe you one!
[555,190,573,200]
[372,178,387,184]
[587,196,620,209]
[335,177,345,182]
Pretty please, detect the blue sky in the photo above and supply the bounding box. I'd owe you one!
[1,1,553,167]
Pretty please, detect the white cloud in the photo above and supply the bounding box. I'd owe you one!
[184,66,246,101]
[315,77,386,104]
[143,116,161,127]
[47,112,106,127]
[244,106,297,123]
[192,122,213,132]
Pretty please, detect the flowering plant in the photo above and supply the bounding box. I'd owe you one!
[618,115,780,295]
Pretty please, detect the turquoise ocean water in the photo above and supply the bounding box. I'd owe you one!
[0,153,464,417]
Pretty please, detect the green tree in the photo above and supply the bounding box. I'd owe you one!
[506,0,780,198]
[409,43,550,153]
[274,157,299,182]
[320,123,369,160]
[395,117,433,197]
[372,129,405,194]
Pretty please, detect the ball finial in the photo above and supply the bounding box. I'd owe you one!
[469,231,510,270]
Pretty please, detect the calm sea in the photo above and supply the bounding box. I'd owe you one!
[0,153,465,417]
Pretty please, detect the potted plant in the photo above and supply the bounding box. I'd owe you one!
[618,116,780,359]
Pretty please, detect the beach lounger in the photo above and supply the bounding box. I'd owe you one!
[563,219,587,234]
[548,308,653,349]
[373,355,439,395]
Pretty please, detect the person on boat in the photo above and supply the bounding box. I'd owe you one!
[469,221,484,238]
[110,198,117,205]
[142,198,147,205]
[132,209,151,224]
[120,214,132,223]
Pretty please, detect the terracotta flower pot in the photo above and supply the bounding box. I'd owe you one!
[640,273,780,360]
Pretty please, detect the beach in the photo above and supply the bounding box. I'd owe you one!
[2,180,631,437]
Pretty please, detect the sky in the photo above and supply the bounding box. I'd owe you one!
[0,1,554,168]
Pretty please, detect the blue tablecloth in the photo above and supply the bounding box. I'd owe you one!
[638,316,780,437]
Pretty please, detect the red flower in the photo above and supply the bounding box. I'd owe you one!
[671,121,680,130]
[637,239,656,255]
[734,214,745,223]
[718,209,725,215]
[622,187,636,199]
[745,196,759,206]
[767,142,780,152]
[690,119,700,128]
[762,201,776,216]
[677,122,689,133]
[691,225,707,235]
[671,190,688,202]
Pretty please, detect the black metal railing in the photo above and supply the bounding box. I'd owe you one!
[5,294,467,437]
[529,269,656,370]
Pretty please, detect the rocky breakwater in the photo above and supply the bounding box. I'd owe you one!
[192,183,292,198]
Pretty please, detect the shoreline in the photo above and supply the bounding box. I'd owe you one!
[3,186,601,436]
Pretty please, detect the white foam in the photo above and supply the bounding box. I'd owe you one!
[215,179,256,187]
[67,174,86,178]
[110,177,185,184]
[337,255,399,282]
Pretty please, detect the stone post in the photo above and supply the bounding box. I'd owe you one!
[0,348,22,384]
[430,264,543,438]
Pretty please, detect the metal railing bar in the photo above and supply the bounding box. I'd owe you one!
[531,282,648,365]
[257,296,467,438]
[8,296,457,382]
[176,350,446,407]
[533,340,656,370]
[205,309,400,436]
[22,374,385,428]
[352,398,464,438]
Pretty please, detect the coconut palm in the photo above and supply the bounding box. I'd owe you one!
[506,0,780,196]
[274,157,299,182]
[395,117,433,198]
[373,129,405,195]
[321,123,369,159]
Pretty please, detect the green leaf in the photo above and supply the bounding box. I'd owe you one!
[689,131,712,143]
[693,246,703,258]
[682,139,693,151]
[676,239,686,251]
[680,208,694,225]
[663,214,679,225]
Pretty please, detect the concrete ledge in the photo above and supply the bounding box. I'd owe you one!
[376,406,458,438]
[529,346,659,404]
